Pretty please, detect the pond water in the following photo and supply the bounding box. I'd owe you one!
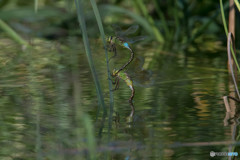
[0,38,235,160]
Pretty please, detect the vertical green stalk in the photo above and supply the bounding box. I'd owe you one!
[89,0,113,111]
[74,1,98,159]
[220,0,228,36]
[89,0,114,136]
[74,0,106,112]
[220,0,240,72]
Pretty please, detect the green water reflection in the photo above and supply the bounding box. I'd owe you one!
[0,38,232,160]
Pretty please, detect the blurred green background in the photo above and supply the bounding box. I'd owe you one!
[0,0,230,51]
[0,0,238,160]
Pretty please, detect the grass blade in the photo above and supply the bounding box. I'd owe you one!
[234,0,240,12]
[89,0,114,139]
[74,2,98,159]
[0,19,28,46]
[220,0,228,36]
[74,0,105,111]
[220,0,240,73]
[89,0,114,112]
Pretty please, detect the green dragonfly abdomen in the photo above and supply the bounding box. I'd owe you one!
[116,71,133,90]
[112,69,135,105]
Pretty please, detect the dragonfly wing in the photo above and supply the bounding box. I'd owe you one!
[122,25,139,36]
[127,56,145,72]
[125,56,154,87]
[125,36,147,43]
[111,24,123,36]
[111,24,144,43]
[132,69,154,88]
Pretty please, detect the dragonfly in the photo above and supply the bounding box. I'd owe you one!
[111,56,153,112]
[107,24,145,74]
[112,69,135,107]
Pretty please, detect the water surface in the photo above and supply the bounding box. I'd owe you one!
[0,39,233,160]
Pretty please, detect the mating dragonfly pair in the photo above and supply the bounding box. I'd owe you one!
[107,24,152,111]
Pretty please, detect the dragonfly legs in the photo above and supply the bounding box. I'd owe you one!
[108,45,117,61]
[107,38,117,63]
[111,77,120,91]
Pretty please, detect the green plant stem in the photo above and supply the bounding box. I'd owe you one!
[220,0,240,73]
[75,0,105,112]
[220,0,228,36]
[234,0,240,12]
[89,0,114,142]
[0,19,28,46]
[89,0,113,114]
[74,1,105,158]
